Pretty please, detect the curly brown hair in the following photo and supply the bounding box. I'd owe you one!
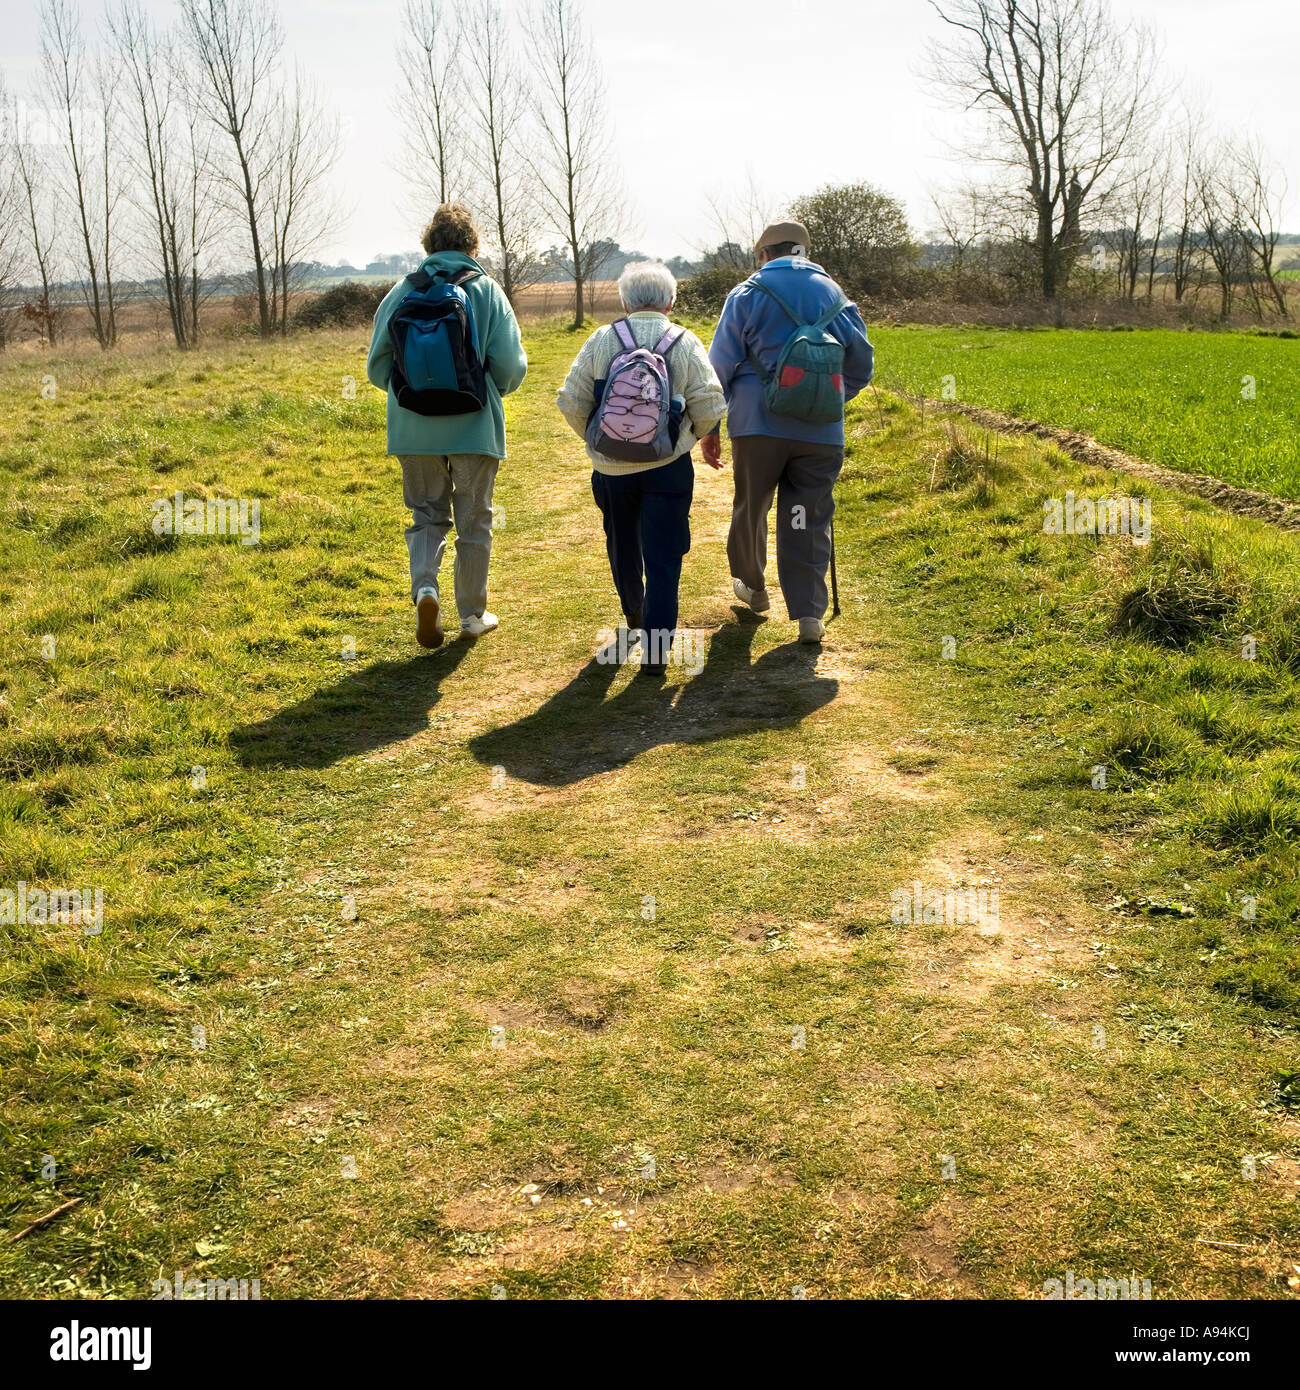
[421,203,480,256]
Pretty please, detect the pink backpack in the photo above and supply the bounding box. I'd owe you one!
[585,318,685,463]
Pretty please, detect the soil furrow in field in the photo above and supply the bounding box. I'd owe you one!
[910,394,1300,530]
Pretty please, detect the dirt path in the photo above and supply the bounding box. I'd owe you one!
[264,407,1149,1299]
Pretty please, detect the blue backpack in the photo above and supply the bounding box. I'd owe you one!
[745,277,851,425]
[388,265,487,416]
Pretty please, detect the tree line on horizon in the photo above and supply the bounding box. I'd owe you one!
[0,0,633,348]
[917,0,1294,322]
[0,0,343,349]
[0,0,1294,352]
[689,2,1295,325]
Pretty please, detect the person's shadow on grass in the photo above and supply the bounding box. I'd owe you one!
[469,614,839,787]
[230,640,474,770]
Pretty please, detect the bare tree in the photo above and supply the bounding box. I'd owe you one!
[927,0,1161,301]
[1194,143,1248,322]
[265,72,341,333]
[1140,144,1172,301]
[180,0,283,337]
[462,0,543,306]
[93,55,125,342]
[1229,138,1289,319]
[931,184,998,277]
[699,172,780,270]
[1166,110,1204,304]
[42,0,119,346]
[396,0,464,207]
[0,77,26,348]
[11,108,62,345]
[526,0,622,327]
[109,0,220,346]
[179,63,224,342]
[1103,149,1167,301]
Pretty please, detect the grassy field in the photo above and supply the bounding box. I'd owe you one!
[871,325,1300,500]
[1,322,1298,1299]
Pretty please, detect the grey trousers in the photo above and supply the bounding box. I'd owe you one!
[727,435,844,620]
[399,453,500,619]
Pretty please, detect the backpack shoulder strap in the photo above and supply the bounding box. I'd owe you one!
[409,265,481,292]
[811,294,852,332]
[749,276,803,327]
[610,318,637,352]
[653,324,685,357]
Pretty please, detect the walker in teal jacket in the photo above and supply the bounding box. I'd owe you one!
[366,251,528,459]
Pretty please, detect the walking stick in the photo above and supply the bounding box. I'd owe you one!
[830,518,841,618]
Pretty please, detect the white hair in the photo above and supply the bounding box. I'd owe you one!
[618,260,676,312]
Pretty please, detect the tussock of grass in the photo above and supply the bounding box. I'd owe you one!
[930,423,1003,503]
[1112,541,1239,647]
[114,524,180,560]
[122,561,193,604]
[1170,692,1277,756]
[1194,776,1300,850]
[1103,714,1195,781]
[1256,594,1300,671]
[0,729,111,779]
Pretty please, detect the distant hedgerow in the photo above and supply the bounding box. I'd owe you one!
[294,282,387,331]
[676,265,750,316]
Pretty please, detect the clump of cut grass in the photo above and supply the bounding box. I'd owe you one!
[1102,713,1195,781]
[1112,541,1239,648]
[1276,1069,1300,1108]
[1169,691,1277,757]
[1212,962,1300,1017]
[1193,773,1300,850]
[930,423,1002,504]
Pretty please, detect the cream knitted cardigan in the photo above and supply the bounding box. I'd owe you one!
[556,312,726,476]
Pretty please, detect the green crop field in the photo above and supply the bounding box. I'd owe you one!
[2,322,1298,1298]
[870,326,1300,499]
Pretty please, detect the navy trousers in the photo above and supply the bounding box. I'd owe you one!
[591,453,694,662]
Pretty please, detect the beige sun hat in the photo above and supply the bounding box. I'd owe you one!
[754,220,811,257]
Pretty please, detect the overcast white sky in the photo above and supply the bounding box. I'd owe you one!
[6,0,1299,265]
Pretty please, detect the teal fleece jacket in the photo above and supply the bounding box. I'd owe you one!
[366,252,528,459]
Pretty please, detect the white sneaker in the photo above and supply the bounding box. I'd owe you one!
[415,590,444,649]
[461,611,499,637]
[733,578,771,613]
[798,617,826,644]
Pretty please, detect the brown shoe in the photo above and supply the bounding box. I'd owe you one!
[415,592,444,649]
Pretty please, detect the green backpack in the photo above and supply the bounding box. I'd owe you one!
[745,278,851,425]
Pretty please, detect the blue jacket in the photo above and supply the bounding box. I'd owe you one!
[708,257,874,445]
[366,252,527,459]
